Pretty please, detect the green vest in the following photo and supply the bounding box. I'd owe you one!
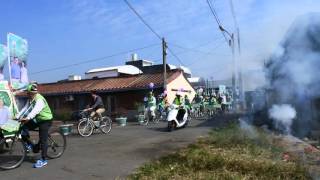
[31,94,53,122]
[174,97,184,106]
[148,96,156,107]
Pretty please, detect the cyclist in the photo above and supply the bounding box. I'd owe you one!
[184,95,192,115]
[84,91,105,121]
[157,94,165,115]
[18,83,53,168]
[144,91,156,120]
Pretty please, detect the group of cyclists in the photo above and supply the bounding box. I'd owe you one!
[142,88,233,121]
[143,90,192,122]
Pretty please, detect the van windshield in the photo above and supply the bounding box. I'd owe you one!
[0,91,11,107]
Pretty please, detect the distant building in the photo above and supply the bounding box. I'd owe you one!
[125,59,192,78]
[85,65,142,79]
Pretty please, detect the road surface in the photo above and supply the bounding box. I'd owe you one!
[1,116,234,179]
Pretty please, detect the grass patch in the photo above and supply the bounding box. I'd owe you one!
[129,123,311,180]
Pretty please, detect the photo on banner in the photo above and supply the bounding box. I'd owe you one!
[7,33,29,89]
[0,44,8,81]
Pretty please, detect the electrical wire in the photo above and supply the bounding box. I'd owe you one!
[206,0,229,44]
[30,43,160,75]
[123,0,185,66]
[168,41,228,56]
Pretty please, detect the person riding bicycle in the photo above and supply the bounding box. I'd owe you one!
[184,95,191,115]
[84,91,105,121]
[144,91,156,120]
[157,94,165,114]
[18,83,53,168]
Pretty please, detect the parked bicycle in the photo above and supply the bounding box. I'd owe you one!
[77,110,112,137]
[0,121,66,170]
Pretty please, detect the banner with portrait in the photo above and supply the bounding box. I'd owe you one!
[7,33,29,89]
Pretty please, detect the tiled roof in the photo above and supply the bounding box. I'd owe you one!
[38,70,181,95]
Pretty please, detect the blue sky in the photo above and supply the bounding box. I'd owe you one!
[1,0,320,88]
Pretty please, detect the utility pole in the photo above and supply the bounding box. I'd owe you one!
[162,38,167,91]
[230,33,236,109]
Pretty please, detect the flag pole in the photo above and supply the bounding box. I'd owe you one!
[7,33,12,86]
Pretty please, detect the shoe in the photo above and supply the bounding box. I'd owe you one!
[24,143,33,153]
[33,159,48,168]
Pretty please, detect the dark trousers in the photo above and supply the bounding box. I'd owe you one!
[21,120,52,160]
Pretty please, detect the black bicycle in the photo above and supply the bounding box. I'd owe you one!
[0,121,66,170]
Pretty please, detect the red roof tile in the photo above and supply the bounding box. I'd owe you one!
[38,70,182,95]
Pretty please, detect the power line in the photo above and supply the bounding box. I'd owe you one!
[168,41,228,56]
[206,0,229,44]
[123,0,162,40]
[123,0,185,66]
[153,37,227,64]
[167,47,185,66]
[30,43,160,75]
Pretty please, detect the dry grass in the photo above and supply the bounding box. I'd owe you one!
[129,124,311,180]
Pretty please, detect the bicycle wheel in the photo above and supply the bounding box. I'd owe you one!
[0,137,26,170]
[99,117,112,134]
[47,130,66,159]
[153,112,160,124]
[142,118,149,126]
[77,119,94,137]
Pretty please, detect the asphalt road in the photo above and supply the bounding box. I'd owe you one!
[1,116,233,180]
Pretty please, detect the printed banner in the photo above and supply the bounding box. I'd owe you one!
[8,33,28,60]
[7,33,29,88]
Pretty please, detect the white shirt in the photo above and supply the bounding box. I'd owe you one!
[16,98,45,120]
[221,95,227,104]
[20,66,29,84]
[0,106,10,125]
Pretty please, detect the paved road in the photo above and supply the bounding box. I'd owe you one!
[1,116,232,180]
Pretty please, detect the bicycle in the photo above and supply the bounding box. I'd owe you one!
[77,110,112,137]
[155,108,167,122]
[141,107,160,126]
[0,120,66,170]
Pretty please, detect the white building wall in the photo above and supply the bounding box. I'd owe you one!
[166,73,196,103]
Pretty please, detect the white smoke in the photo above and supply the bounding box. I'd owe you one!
[268,104,296,134]
[239,118,257,138]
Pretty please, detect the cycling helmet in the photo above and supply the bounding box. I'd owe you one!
[26,83,38,92]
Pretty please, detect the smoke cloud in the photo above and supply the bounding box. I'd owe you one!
[265,13,320,137]
[268,104,296,134]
